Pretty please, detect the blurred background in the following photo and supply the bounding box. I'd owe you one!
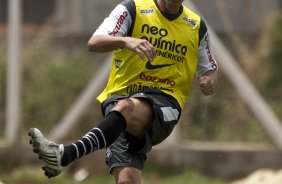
[0,0,282,183]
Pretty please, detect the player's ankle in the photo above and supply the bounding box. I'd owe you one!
[61,145,77,167]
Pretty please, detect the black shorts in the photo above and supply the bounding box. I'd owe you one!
[101,91,181,173]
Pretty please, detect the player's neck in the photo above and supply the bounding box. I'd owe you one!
[156,0,182,14]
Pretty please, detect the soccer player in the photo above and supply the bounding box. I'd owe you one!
[29,0,218,183]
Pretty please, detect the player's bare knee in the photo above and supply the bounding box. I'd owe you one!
[114,167,141,184]
[117,180,137,184]
[111,98,153,138]
[111,99,135,121]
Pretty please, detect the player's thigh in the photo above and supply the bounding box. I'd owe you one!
[113,166,142,184]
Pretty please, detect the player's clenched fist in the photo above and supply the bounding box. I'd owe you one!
[198,74,216,96]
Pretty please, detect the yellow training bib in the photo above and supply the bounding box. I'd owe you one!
[97,0,201,109]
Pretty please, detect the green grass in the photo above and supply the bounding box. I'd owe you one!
[0,166,229,184]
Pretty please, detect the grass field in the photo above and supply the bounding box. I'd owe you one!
[0,165,229,184]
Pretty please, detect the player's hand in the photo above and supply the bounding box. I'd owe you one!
[198,75,216,95]
[123,37,156,61]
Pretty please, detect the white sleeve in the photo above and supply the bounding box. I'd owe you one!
[93,4,132,37]
[196,32,218,77]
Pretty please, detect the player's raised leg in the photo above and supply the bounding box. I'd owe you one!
[28,110,127,178]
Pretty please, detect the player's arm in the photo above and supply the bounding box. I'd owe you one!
[87,2,131,52]
[87,0,156,61]
[196,19,218,96]
[88,35,155,61]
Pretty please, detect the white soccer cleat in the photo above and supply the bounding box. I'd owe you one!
[28,128,65,178]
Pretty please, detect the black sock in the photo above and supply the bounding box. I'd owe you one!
[61,110,126,166]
